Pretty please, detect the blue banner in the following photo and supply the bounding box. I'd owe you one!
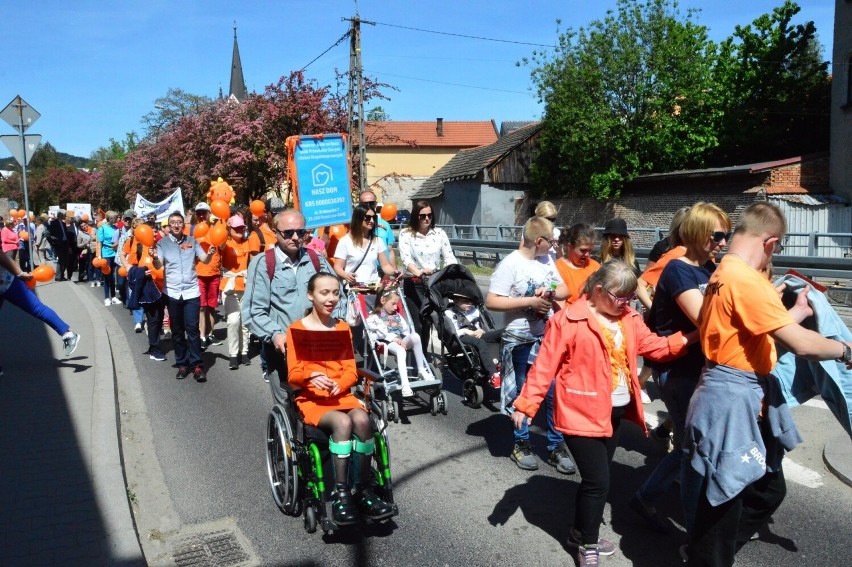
[293,134,352,229]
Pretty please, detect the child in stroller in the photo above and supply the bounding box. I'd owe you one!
[365,288,436,397]
[445,293,501,388]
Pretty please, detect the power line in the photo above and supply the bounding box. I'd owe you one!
[300,30,351,72]
[366,69,534,95]
[371,20,557,49]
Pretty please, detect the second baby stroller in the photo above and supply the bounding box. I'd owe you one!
[425,264,501,408]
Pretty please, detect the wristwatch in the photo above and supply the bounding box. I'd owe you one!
[837,341,852,364]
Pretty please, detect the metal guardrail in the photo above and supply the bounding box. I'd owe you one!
[442,228,852,281]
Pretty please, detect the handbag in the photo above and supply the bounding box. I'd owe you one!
[344,285,362,326]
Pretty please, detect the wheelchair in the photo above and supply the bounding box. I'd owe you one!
[265,367,399,534]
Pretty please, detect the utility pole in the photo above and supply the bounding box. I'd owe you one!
[343,6,374,195]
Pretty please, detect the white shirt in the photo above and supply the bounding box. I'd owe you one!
[488,250,560,337]
[334,234,387,284]
[599,317,630,407]
[398,228,457,275]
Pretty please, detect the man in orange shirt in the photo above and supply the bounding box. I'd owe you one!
[684,202,852,566]
[197,216,223,351]
[221,215,252,369]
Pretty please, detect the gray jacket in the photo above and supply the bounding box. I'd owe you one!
[242,247,346,343]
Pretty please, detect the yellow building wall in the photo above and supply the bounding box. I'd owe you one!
[365,147,459,184]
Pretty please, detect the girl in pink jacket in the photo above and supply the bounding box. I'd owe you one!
[511,260,694,567]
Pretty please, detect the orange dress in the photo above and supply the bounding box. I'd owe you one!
[556,257,601,304]
[286,319,364,426]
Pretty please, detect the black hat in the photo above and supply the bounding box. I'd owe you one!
[603,217,629,237]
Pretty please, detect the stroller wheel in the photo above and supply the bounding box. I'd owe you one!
[440,391,449,415]
[391,400,400,423]
[462,379,483,409]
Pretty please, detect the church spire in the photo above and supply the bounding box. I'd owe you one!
[229,22,247,103]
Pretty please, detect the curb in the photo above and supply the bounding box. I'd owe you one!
[824,433,852,488]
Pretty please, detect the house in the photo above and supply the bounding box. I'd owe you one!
[412,122,542,226]
[831,0,852,202]
[363,118,498,207]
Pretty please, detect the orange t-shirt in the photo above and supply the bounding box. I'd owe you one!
[555,257,601,304]
[195,236,222,277]
[699,254,794,375]
[247,224,276,255]
[219,237,251,292]
[641,245,686,287]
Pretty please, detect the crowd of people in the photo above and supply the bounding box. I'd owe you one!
[5,193,849,567]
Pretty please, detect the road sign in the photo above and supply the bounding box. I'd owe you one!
[1,134,41,166]
[0,96,40,133]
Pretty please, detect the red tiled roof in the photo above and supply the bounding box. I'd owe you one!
[364,120,498,148]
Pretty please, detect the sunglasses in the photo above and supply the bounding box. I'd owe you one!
[712,231,731,243]
[764,236,785,254]
[362,201,377,209]
[276,228,307,239]
[418,213,433,220]
[607,289,636,305]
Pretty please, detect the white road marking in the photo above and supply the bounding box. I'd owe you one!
[783,458,824,488]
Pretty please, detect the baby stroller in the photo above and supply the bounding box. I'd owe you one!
[425,264,500,408]
[351,283,446,423]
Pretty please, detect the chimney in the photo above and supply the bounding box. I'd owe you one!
[436,117,444,137]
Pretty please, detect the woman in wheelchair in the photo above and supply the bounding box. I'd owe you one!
[285,272,394,525]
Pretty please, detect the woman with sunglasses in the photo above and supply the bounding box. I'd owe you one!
[630,202,731,538]
[397,200,458,355]
[333,204,397,289]
[599,218,641,277]
[511,260,694,566]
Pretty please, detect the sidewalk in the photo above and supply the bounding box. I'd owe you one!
[0,280,144,565]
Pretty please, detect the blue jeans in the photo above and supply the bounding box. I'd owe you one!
[511,342,564,450]
[0,277,70,336]
[132,307,144,325]
[638,368,699,529]
[167,295,202,368]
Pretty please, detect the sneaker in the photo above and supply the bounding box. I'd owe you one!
[510,441,538,470]
[578,545,600,567]
[208,335,223,346]
[568,528,616,556]
[134,323,143,333]
[241,355,251,366]
[193,366,207,382]
[162,328,172,339]
[547,442,577,474]
[90,282,96,288]
[176,366,189,379]
[111,297,122,305]
[104,298,111,307]
[331,487,359,526]
[401,386,414,397]
[355,487,394,521]
[229,356,239,370]
[652,424,675,453]
[62,332,80,357]
[641,388,652,404]
[629,493,670,534]
[489,372,502,388]
[262,371,270,383]
[149,349,166,362]
[418,368,434,381]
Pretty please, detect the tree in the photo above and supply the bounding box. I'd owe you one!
[366,106,389,121]
[708,1,830,164]
[28,142,65,172]
[526,0,718,199]
[141,88,214,139]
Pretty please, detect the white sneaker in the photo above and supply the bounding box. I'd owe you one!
[134,323,143,333]
[90,282,95,288]
[163,328,172,339]
[418,368,434,381]
[62,332,80,357]
[111,297,122,305]
[641,388,652,404]
[104,298,111,307]
[401,386,414,397]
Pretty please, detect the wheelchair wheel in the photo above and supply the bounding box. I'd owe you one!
[266,405,300,516]
[439,391,449,415]
[430,395,438,416]
[304,505,318,534]
[379,400,389,423]
[391,400,400,423]
[462,379,483,409]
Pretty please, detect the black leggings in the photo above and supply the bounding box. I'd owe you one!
[403,278,430,357]
[564,405,626,546]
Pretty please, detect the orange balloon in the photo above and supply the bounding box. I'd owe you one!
[81,214,90,222]
[134,224,155,247]
[210,200,230,220]
[19,230,29,241]
[380,203,397,222]
[118,266,128,277]
[193,222,210,239]
[8,209,17,218]
[101,263,112,275]
[18,210,27,218]
[250,200,266,216]
[329,224,347,238]
[139,255,154,270]
[25,277,37,289]
[91,257,103,268]
[207,223,228,246]
[32,264,55,282]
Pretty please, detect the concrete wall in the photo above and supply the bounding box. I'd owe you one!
[429,181,525,227]
[831,0,852,203]
[365,147,459,183]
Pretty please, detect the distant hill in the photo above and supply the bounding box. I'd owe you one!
[0,150,89,171]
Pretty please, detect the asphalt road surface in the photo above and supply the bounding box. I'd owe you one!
[91,284,852,567]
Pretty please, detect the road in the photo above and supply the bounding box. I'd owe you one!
[89,283,852,567]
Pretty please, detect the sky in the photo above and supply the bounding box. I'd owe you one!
[0,0,837,161]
